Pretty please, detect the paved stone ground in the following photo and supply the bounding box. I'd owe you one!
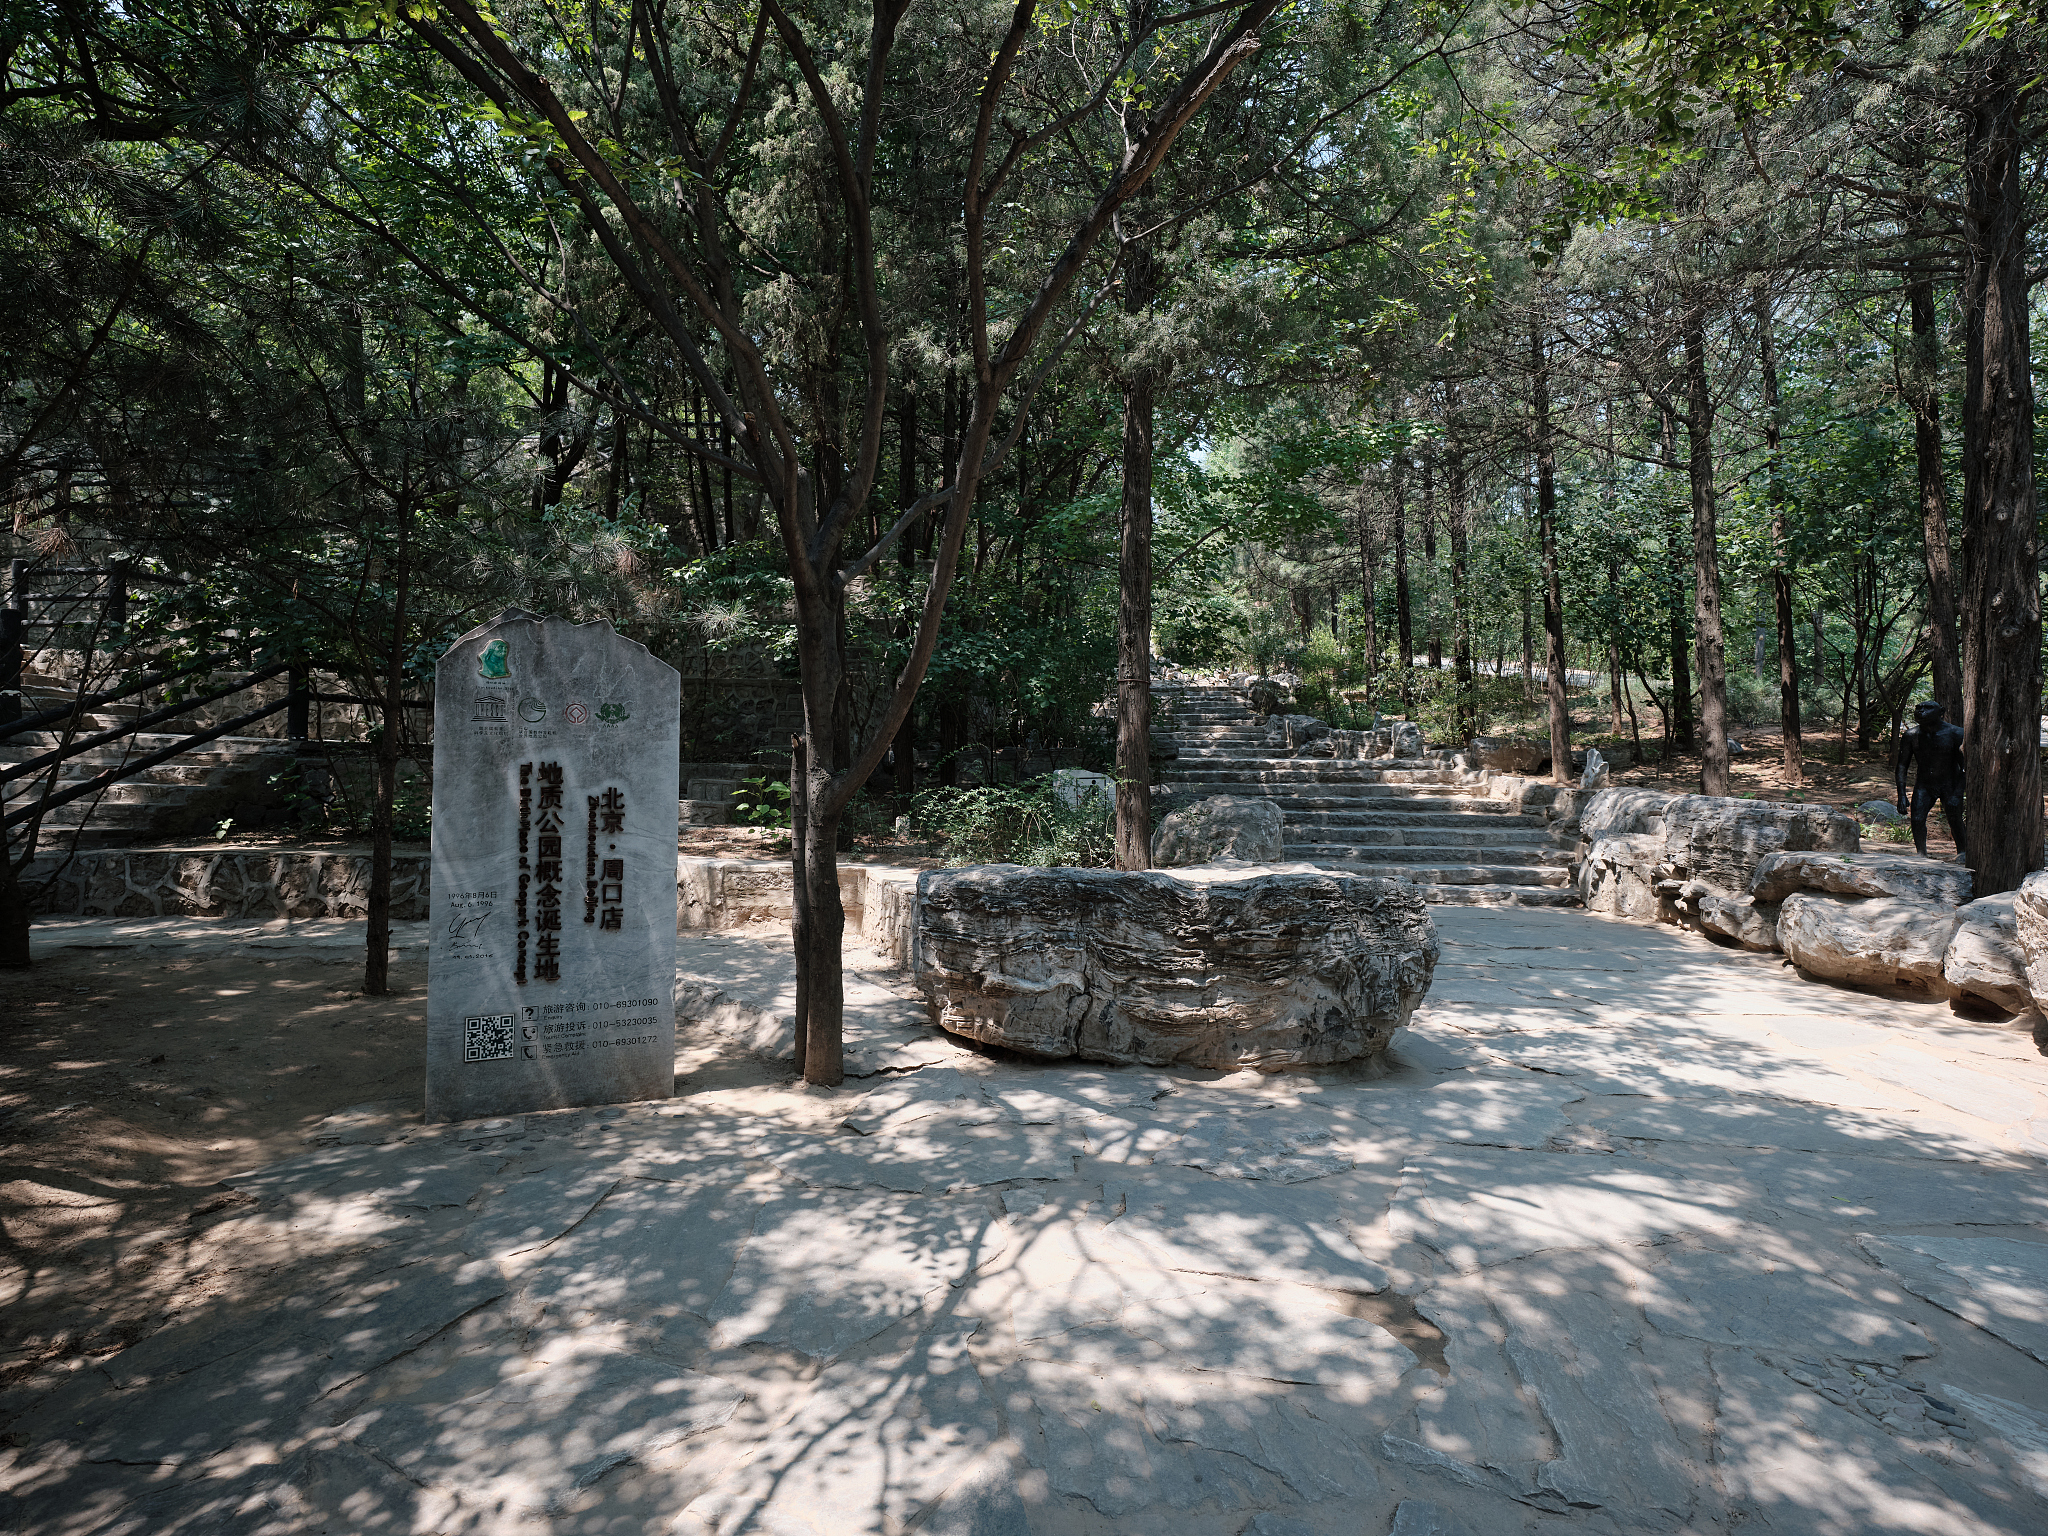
[9,908,2048,1535]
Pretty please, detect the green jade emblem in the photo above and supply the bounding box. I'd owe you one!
[596,700,631,725]
[478,639,511,680]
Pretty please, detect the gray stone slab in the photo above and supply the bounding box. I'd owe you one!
[1391,1146,1755,1270]
[1388,1502,1476,1536]
[1101,1167,1388,1291]
[1756,1153,2048,1228]
[677,1327,1001,1536]
[707,1192,1009,1359]
[1142,1374,1383,1502]
[1936,1384,2048,1500]
[1494,1276,1698,1524]
[1710,1346,2033,1534]
[993,1359,1210,1517]
[1860,1234,2048,1366]
[460,1162,621,1258]
[80,1258,508,1464]
[341,1344,742,1514]
[427,612,681,1123]
[520,1174,760,1335]
[768,1121,1074,1194]
[1023,1284,1415,1399]
[1638,1246,1930,1360]
[1397,1275,1553,1495]
[1850,1050,2045,1127]
[1579,1094,2004,1163]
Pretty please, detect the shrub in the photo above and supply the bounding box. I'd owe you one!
[913,777,1116,867]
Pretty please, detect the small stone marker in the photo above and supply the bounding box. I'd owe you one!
[426,611,681,1123]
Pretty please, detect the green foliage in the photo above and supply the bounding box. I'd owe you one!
[912,778,1116,869]
[731,775,793,829]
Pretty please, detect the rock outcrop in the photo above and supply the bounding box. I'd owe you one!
[1575,789,1860,934]
[1750,849,1972,906]
[1777,893,1960,991]
[1943,892,2030,1014]
[914,865,1438,1069]
[2016,872,2048,1011]
[1469,735,1547,774]
[1151,795,1284,867]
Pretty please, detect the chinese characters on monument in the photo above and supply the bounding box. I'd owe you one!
[426,610,681,1122]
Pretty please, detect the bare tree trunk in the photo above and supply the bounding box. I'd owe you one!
[1115,225,1156,871]
[1755,288,1804,786]
[1909,273,1964,722]
[365,536,411,997]
[790,734,810,1080]
[1659,405,1695,751]
[1446,440,1472,739]
[1115,369,1155,870]
[894,390,918,799]
[1684,307,1731,797]
[1394,459,1414,704]
[1532,324,1570,782]
[1959,57,2042,893]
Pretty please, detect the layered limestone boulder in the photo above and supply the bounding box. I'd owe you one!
[1151,795,1285,867]
[1750,850,1973,906]
[2017,872,2048,1010]
[1575,790,1859,943]
[913,865,1438,1069]
[1469,735,1547,774]
[1943,892,2031,1015]
[1778,893,1960,991]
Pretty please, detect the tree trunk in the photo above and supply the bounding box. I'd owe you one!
[365,540,411,997]
[1532,324,1570,783]
[1755,288,1803,786]
[1909,273,1964,722]
[1394,459,1414,702]
[1447,446,1472,739]
[1958,55,2042,894]
[1683,307,1731,796]
[1115,367,1155,870]
[894,389,918,799]
[1115,224,1157,871]
[1659,405,1695,752]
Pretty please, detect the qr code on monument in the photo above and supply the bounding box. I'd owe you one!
[464,1014,516,1062]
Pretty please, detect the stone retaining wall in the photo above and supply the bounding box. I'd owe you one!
[24,846,432,920]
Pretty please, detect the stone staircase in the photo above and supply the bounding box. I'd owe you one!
[1158,684,1578,907]
[2,667,298,850]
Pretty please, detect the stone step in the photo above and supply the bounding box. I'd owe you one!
[1412,882,1583,908]
[1166,763,1460,783]
[1287,854,1572,887]
[0,730,280,762]
[1284,841,1571,870]
[1279,823,1553,849]
[1280,808,1549,832]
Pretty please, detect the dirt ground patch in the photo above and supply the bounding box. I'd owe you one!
[0,943,430,1391]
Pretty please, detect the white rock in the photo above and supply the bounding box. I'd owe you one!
[1581,748,1611,791]
[2013,870,2048,1011]
[1943,892,2030,1014]
[1150,794,1283,866]
[1751,849,1973,906]
[1778,892,1961,992]
[915,866,1437,1068]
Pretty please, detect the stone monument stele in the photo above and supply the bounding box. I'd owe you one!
[426,610,681,1123]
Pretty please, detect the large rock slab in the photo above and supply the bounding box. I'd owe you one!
[1579,834,1666,919]
[1661,795,1859,894]
[1778,893,1961,992]
[914,866,1437,1068]
[1751,849,1973,906]
[1943,892,2030,1014]
[1469,735,1546,773]
[1151,795,1283,867]
[2014,870,2048,1010]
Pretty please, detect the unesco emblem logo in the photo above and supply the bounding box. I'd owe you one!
[564,701,590,726]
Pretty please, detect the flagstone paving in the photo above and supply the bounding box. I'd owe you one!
[7,907,2048,1534]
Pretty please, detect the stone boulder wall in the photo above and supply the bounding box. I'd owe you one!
[1469,735,1547,774]
[1574,790,1859,943]
[1750,850,1973,906]
[1777,893,1960,992]
[1943,892,2031,1015]
[2016,872,2048,1011]
[1151,795,1284,867]
[26,847,430,919]
[914,865,1438,1069]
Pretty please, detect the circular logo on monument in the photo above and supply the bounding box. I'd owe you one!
[564,701,590,726]
[518,696,548,723]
